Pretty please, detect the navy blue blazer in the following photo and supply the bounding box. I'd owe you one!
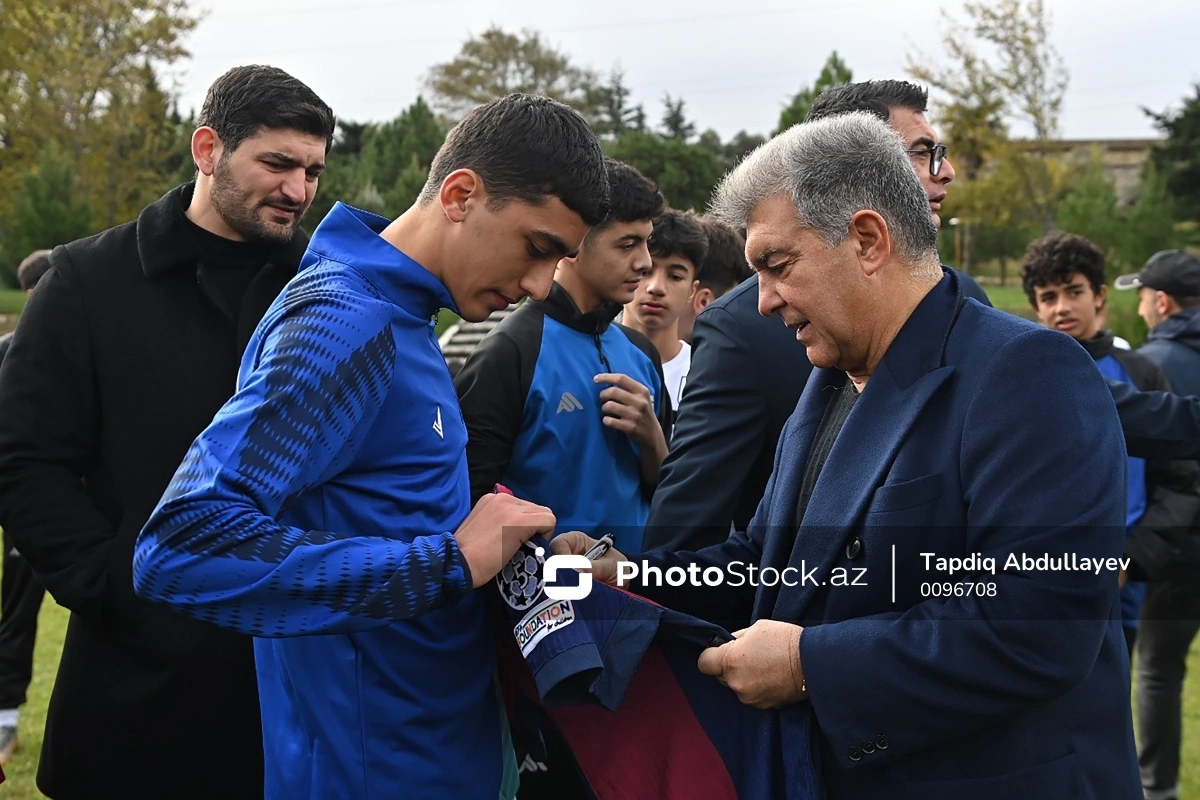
[643,272,1139,799]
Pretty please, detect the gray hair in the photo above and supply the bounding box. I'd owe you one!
[710,112,939,265]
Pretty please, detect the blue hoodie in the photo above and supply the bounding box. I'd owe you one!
[135,204,514,799]
[1141,308,1200,397]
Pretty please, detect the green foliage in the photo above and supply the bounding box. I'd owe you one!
[1055,156,1123,258]
[4,141,93,285]
[1146,84,1200,222]
[1056,155,1179,274]
[659,94,695,142]
[0,0,197,279]
[356,97,445,216]
[776,51,852,134]
[606,130,723,211]
[592,69,645,139]
[308,99,447,226]
[697,129,767,173]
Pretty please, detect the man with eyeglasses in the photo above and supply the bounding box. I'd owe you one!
[805,82,982,291]
[644,79,988,557]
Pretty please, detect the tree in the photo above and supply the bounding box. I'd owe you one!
[942,140,1041,284]
[1055,155,1122,260]
[5,141,93,283]
[659,94,695,142]
[0,0,198,274]
[776,51,852,134]
[1145,84,1200,222]
[909,0,1070,269]
[425,27,602,121]
[593,68,645,138]
[606,130,722,211]
[697,128,766,173]
[0,0,198,169]
[357,97,445,216]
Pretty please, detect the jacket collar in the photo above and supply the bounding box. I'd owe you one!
[1078,330,1116,361]
[536,281,623,335]
[303,202,458,320]
[137,183,309,278]
[756,270,967,621]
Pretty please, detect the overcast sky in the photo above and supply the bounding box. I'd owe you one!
[171,0,1200,143]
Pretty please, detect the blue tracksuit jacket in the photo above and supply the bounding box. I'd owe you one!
[135,203,513,799]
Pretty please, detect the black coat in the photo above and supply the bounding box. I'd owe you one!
[0,184,303,799]
[643,274,814,551]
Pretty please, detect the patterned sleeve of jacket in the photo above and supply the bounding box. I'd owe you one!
[133,271,472,637]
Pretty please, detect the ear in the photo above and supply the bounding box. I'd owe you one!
[438,169,482,224]
[1156,290,1173,318]
[687,278,699,300]
[846,210,890,277]
[1095,284,1108,311]
[192,127,221,176]
[693,286,714,313]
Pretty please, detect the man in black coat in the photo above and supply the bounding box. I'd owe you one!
[0,66,334,799]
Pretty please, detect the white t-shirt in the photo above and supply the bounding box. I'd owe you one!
[662,341,691,412]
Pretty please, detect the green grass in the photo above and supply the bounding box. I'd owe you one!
[2,593,65,799]
[0,290,26,315]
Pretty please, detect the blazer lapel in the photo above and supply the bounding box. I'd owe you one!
[765,273,968,622]
[772,366,954,620]
[752,368,843,618]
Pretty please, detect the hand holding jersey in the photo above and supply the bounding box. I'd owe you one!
[698,620,807,710]
[455,493,557,588]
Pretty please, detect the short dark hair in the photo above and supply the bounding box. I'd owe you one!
[1020,233,1107,306]
[198,65,336,154]
[595,158,664,231]
[420,94,610,226]
[17,249,53,291]
[696,217,750,296]
[806,80,929,124]
[649,209,708,275]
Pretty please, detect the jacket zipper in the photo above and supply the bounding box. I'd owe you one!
[592,331,612,373]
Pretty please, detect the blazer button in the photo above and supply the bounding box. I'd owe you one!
[876,734,890,750]
[845,537,863,560]
[848,745,863,762]
[860,738,876,755]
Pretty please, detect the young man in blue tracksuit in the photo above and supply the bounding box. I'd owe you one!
[455,158,672,555]
[455,157,670,799]
[133,94,611,800]
[1022,233,1200,656]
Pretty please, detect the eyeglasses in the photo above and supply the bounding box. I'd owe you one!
[905,144,948,177]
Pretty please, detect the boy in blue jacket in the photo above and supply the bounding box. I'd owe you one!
[133,94,610,800]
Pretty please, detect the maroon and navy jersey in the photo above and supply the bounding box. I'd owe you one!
[495,537,819,799]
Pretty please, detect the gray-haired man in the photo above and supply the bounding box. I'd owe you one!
[558,112,1138,799]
